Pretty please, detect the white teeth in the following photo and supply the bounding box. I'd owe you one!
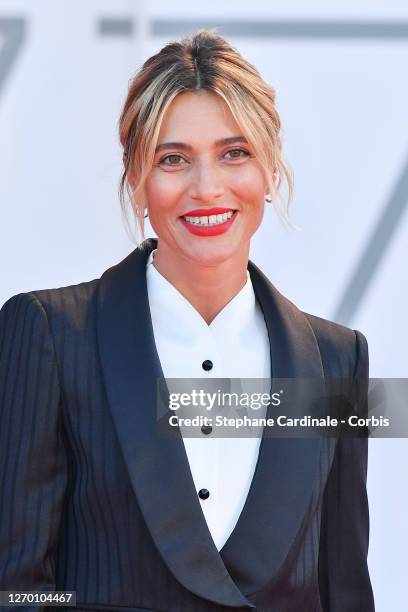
[183,211,234,226]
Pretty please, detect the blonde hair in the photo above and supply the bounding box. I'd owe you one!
[118,28,293,242]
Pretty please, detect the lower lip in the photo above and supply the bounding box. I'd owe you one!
[180,212,238,236]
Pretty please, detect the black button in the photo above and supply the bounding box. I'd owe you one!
[202,359,213,371]
[201,425,213,435]
[198,488,210,500]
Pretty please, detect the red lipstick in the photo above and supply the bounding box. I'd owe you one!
[181,207,235,217]
[179,208,238,237]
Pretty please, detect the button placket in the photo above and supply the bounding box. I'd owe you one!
[195,437,217,525]
[200,326,223,378]
[207,435,223,548]
[202,359,213,371]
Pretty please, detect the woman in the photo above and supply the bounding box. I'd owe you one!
[0,30,374,611]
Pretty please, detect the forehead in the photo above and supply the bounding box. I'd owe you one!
[158,90,240,141]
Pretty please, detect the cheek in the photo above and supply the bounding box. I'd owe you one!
[230,166,266,203]
[144,172,183,213]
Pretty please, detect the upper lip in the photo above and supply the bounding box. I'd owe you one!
[181,207,236,217]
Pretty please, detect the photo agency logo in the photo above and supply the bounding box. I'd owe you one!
[156,378,408,439]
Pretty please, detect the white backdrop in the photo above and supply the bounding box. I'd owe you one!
[1,1,407,609]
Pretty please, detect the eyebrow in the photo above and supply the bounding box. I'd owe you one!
[155,136,248,154]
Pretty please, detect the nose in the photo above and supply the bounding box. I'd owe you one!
[187,159,225,203]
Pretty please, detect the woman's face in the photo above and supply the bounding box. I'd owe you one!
[142,90,268,267]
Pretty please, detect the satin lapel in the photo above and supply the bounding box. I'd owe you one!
[96,238,254,609]
[219,260,325,595]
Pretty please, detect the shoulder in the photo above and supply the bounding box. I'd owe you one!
[0,278,100,336]
[302,311,369,378]
[249,258,368,378]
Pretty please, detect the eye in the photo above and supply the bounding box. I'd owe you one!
[159,154,186,167]
[224,148,251,161]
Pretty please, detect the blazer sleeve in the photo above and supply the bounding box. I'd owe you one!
[318,329,375,611]
[0,292,68,610]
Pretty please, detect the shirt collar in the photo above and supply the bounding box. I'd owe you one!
[146,248,256,342]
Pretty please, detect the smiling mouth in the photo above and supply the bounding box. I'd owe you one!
[182,210,236,226]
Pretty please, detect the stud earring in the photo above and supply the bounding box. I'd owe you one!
[144,209,149,218]
[265,194,273,203]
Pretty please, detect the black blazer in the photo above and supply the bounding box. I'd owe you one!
[0,237,374,612]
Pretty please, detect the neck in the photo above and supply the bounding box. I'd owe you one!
[151,241,250,325]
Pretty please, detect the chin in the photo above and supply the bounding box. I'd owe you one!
[183,243,238,267]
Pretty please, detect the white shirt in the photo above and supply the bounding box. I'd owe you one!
[146,249,271,550]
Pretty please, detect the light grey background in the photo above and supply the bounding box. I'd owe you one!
[1,1,407,609]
